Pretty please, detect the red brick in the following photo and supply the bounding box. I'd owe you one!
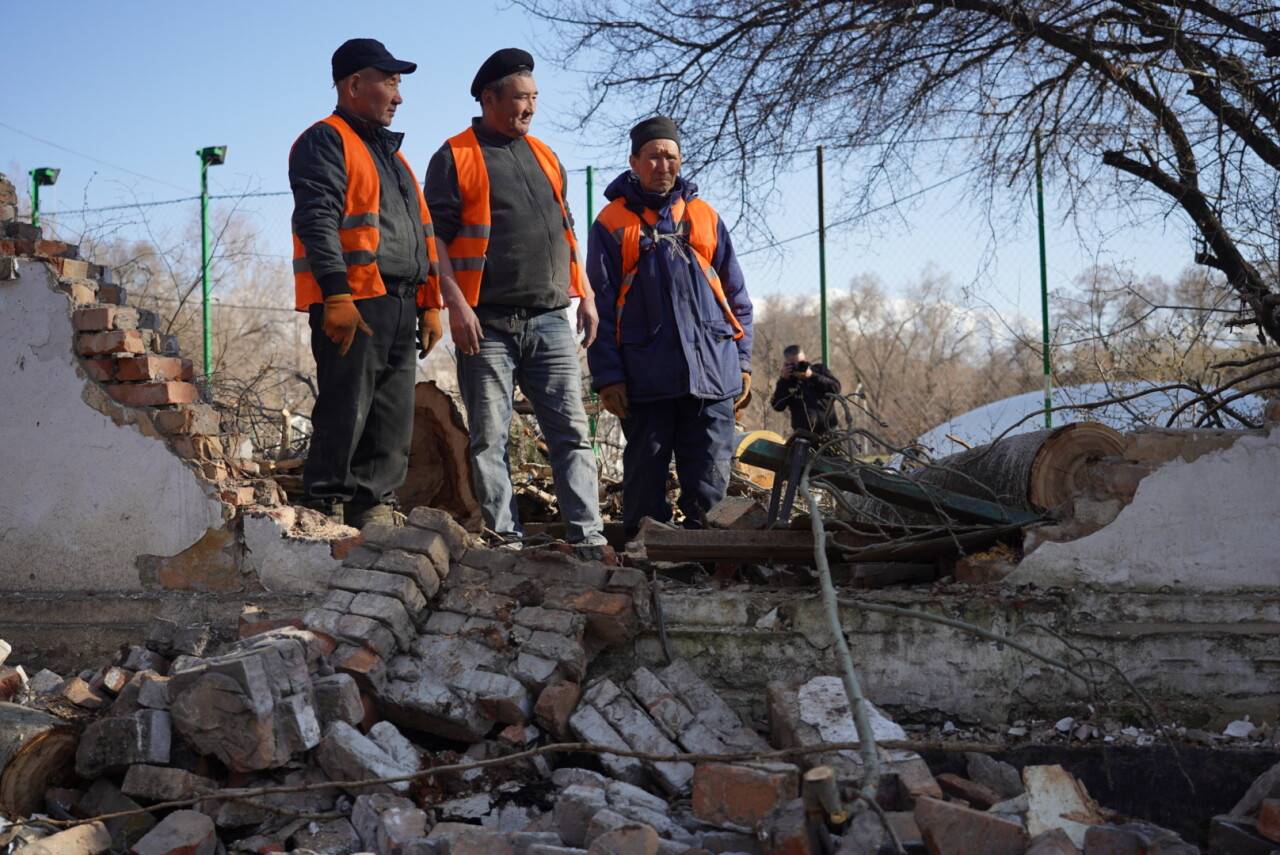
[766,798,812,855]
[80,357,116,382]
[534,681,581,740]
[1259,799,1280,843]
[332,645,385,694]
[0,666,25,701]
[100,666,133,695]
[97,284,127,304]
[330,533,365,561]
[199,461,228,482]
[107,381,200,407]
[914,796,1027,855]
[221,486,259,507]
[172,434,225,460]
[49,257,90,279]
[150,404,221,436]
[72,306,116,331]
[565,590,637,645]
[693,762,799,829]
[34,239,75,258]
[936,773,1002,810]
[60,676,107,710]
[78,330,145,356]
[60,280,97,306]
[115,355,185,382]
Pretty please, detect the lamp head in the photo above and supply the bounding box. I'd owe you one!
[197,146,228,166]
[31,167,59,187]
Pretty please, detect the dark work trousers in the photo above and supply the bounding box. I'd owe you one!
[304,286,417,509]
[621,395,736,535]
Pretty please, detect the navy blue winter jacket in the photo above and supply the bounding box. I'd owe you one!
[586,172,753,403]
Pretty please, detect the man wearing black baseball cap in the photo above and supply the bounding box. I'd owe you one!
[424,48,606,552]
[289,38,456,529]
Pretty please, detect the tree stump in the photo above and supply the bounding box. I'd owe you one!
[0,703,77,818]
[398,381,483,531]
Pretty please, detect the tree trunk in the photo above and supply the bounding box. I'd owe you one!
[0,703,77,818]
[397,381,484,532]
[913,422,1124,512]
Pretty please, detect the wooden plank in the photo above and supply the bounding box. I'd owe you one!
[642,528,828,563]
[740,439,1040,526]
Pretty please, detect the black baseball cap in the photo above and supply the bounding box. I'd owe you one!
[332,38,417,83]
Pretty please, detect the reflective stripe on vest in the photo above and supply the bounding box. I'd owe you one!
[595,196,743,345]
[291,114,441,311]
[443,127,586,306]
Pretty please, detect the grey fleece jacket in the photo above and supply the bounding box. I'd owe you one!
[424,119,573,312]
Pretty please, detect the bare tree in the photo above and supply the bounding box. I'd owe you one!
[525,0,1280,343]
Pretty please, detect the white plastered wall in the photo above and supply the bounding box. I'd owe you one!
[0,261,224,591]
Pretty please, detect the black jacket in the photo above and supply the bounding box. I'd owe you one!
[769,363,842,434]
[424,119,572,313]
[289,106,429,298]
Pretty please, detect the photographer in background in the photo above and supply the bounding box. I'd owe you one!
[769,344,842,437]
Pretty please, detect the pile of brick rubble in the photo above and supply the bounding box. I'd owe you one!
[0,507,1266,855]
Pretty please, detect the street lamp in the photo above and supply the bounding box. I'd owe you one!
[29,167,60,228]
[197,146,227,384]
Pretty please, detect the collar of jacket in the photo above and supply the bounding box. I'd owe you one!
[333,105,405,154]
[604,171,700,215]
[470,116,523,148]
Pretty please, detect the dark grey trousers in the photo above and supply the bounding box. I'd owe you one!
[303,286,417,508]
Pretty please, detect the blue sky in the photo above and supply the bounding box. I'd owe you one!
[3,0,1193,335]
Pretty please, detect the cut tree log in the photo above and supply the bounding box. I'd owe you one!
[911,422,1124,512]
[398,381,483,532]
[0,702,77,817]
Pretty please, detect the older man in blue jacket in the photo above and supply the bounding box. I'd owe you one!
[587,117,753,536]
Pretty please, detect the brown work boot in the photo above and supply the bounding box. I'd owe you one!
[344,502,396,530]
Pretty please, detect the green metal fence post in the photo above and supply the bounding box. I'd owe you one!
[196,146,227,388]
[1034,131,1052,428]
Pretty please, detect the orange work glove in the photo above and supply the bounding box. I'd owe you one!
[322,294,373,356]
[598,383,629,420]
[418,308,443,358]
[734,372,752,411]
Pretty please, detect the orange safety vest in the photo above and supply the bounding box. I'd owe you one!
[292,114,441,312]
[595,196,745,345]
[444,127,586,306]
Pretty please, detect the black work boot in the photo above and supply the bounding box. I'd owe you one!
[302,496,344,526]
[345,502,396,530]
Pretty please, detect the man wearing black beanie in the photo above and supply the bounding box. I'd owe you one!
[586,117,754,536]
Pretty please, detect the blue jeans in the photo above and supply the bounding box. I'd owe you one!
[456,309,605,544]
[621,395,735,535]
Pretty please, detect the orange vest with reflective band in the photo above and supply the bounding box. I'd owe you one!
[444,128,586,306]
[595,196,744,345]
[292,114,441,312]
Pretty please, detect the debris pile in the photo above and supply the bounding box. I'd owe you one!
[4,557,1262,855]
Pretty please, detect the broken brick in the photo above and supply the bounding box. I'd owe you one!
[121,764,217,803]
[534,681,581,740]
[316,721,415,796]
[374,549,442,600]
[1260,800,1280,843]
[75,710,171,779]
[936,772,1003,810]
[692,762,799,829]
[706,495,768,530]
[0,665,25,701]
[314,673,366,728]
[332,644,388,695]
[18,822,112,855]
[347,591,417,650]
[150,404,221,436]
[107,381,199,407]
[77,329,145,356]
[115,355,192,382]
[129,809,216,855]
[915,796,1028,855]
[61,675,107,709]
[565,590,637,646]
[73,305,137,332]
